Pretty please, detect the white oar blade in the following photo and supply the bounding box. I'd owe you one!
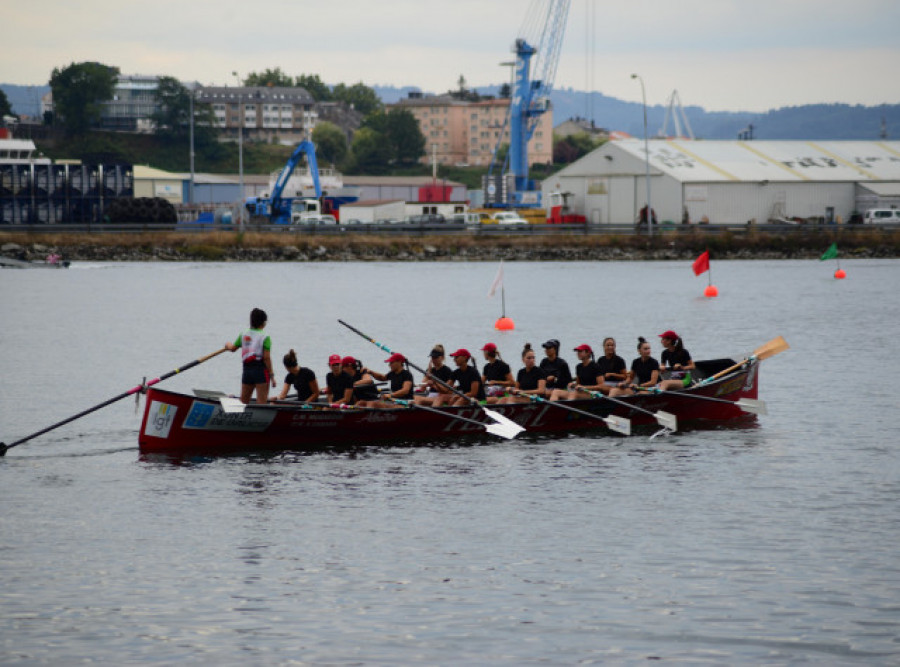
[483,408,526,439]
[219,397,246,413]
[655,410,678,432]
[604,415,631,436]
[736,398,767,415]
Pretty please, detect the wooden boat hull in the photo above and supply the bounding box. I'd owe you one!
[138,358,760,456]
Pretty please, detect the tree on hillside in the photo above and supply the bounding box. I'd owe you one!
[0,89,14,119]
[333,82,382,116]
[49,61,119,135]
[244,67,294,87]
[151,77,216,144]
[553,133,601,164]
[311,121,348,166]
[296,74,332,101]
[348,127,394,175]
[385,108,425,165]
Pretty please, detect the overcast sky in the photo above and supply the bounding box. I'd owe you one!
[3,0,898,112]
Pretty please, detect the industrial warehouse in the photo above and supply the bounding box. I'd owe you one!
[542,139,900,225]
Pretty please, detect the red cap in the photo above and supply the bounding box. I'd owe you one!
[340,356,357,366]
[481,342,497,352]
[573,344,593,353]
[658,330,679,340]
[449,348,471,359]
[384,353,407,364]
[328,354,342,365]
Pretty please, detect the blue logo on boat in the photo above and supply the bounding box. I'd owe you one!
[184,403,216,428]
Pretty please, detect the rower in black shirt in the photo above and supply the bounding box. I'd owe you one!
[434,348,485,406]
[550,343,605,400]
[500,343,547,404]
[480,342,514,403]
[596,337,628,386]
[363,352,416,407]
[609,337,661,396]
[658,329,696,391]
[275,349,320,402]
[539,339,573,392]
[415,344,454,406]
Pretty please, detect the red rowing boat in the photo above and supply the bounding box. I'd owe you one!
[138,357,762,456]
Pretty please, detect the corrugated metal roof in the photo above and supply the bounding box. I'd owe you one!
[610,139,900,182]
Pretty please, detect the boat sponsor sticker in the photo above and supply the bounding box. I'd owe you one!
[182,400,276,432]
[144,401,177,439]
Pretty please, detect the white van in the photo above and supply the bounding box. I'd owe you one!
[863,208,900,224]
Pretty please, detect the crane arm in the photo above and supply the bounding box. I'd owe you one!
[270,140,321,213]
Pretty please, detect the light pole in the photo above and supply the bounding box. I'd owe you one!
[188,82,195,205]
[631,73,652,237]
[232,71,244,229]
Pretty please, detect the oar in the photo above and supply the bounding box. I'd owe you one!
[634,387,767,415]
[581,388,678,432]
[337,319,525,439]
[699,336,789,386]
[518,392,631,435]
[0,347,229,456]
[388,398,519,439]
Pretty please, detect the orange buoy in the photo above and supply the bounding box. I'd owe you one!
[495,317,515,331]
[834,269,846,279]
[704,284,718,298]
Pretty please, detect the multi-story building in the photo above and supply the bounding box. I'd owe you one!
[196,86,317,144]
[389,93,553,168]
[99,74,161,132]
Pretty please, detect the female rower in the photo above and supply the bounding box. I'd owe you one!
[481,342,514,403]
[609,337,661,396]
[340,356,378,406]
[275,349,320,402]
[225,307,276,404]
[414,345,453,406]
[324,354,349,404]
[539,339,573,394]
[658,329,696,391]
[361,353,415,407]
[500,343,547,404]
[597,337,628,386]
[550,343,604,400]
[433,348,484,407]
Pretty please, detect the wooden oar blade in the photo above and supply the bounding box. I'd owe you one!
[219,397,246,413]
[754,335,789,361]
[482,408,526,439]
[736,398,767,415]
[655,410,678,432]
[604,415,631,436]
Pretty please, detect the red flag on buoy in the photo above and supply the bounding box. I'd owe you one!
[692,250,710,276]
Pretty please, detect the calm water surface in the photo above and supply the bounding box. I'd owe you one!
[2,259,899,665]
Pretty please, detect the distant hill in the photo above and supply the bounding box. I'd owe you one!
[4,81,897,141]
[377,84,900,141]
[1,84,50,119]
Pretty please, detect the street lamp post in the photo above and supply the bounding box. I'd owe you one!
[631,73,652,237]
[232,71,244,229]
[188,83,195,205]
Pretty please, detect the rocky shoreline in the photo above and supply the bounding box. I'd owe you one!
[2,231,898,263]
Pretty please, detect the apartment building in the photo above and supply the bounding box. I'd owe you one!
[196,86,318,144]
[390,93,553,168]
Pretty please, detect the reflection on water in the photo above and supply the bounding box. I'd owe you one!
[2,260,899,664]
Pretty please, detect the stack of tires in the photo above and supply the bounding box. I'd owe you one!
[107,197,178,226]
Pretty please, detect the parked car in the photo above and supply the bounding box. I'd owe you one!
[408,214,447,224]
[863,208,900,224]
[491,211,529,225]
[292,214,338,227]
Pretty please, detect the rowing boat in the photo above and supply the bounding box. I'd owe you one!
[138,357,761,456]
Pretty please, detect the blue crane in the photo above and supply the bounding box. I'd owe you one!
[246,139,323,223]
[486,0,571,209]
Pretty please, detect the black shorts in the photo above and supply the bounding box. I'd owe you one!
[242,361,268,385]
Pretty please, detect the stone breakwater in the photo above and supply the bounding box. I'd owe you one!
[2,234,897,263]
